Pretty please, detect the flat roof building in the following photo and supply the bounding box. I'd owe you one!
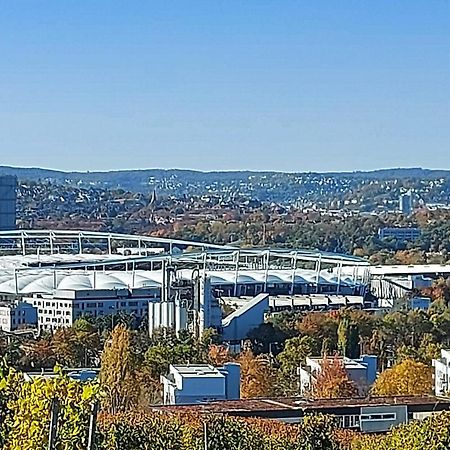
[152,395,450,433]
[161,363,241,405]
[299,355,377,396]
[378,227,421,241]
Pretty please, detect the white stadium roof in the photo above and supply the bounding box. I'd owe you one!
[0,229,370,295]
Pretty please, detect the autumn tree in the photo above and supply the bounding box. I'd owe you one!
[297,312,339,354]
[238,350,278,398]
[277,335,313,395]
[337,316,360,359]
[100,325,139,413]
[310,355,358,399]
[25,337,56,369]
[371,358,433,396]
[208,344,232,366]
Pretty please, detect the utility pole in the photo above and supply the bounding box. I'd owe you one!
[87,402,99,450]
[203,421,208,450]
[47,398,59,450]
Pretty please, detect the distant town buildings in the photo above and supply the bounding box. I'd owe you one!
[378,227,421,241]
[0,175,17,231]
[161,363,241,405]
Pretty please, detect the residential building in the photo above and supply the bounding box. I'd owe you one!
[0,300,37,332]
[298,355,377,396]
[161,363,241,405]
[399,191,413,215]
[0,175,16,231]
[153,395,450,433]
[378,227,421,241]
[433,349,450,395]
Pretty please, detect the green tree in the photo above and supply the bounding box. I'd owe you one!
[277,336,314,395]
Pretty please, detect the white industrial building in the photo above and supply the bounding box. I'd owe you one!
[161,362,241,405]
[433,349,450,396]
[298,355,378,396]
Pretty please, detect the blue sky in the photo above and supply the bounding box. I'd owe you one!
[1,1,450,172]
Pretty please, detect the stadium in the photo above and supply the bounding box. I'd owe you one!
[0,229,372,339]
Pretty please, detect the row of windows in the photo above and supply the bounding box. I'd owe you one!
[0,309,28,316]
[39,317,71,324]
[73,300,148,309]
[360,413,397,421]
[336,413,397,428]
[38,309,71,316]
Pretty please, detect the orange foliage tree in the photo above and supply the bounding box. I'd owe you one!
[310,355,358,399]
[208,344,232,366]
[371,358,433,396]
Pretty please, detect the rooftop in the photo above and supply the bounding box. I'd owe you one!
[172,364,225,378]
[152,395,450,414]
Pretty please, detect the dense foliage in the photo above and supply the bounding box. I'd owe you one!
[98,411,340,450]
[0,366,99,450]
[347,411,450,450]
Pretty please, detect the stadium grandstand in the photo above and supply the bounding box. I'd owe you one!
[0,230,372,338]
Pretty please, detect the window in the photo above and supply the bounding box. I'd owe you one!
[336,415,360,428]
[360,413,396,421]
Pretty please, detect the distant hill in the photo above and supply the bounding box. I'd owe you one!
[1,165,450,186]
[2,165,450,205]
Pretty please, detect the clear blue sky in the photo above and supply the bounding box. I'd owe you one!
[1,1,450,172]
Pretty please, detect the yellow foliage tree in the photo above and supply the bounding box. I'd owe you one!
[238,350,277,398]
[371,358,433,396]
[100,325,139,413]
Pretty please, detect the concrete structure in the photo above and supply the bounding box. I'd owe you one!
[0,229,372,332]
[0,300,37,331]
[299,355,377,396]
[0,175,16,231]
[433,349,450,395]
[161,363,241,405]
[378,227,421,241]
[399,191,413,215]
[152,395,450,433]
[371,275,433,308]
[221,293,269,342]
